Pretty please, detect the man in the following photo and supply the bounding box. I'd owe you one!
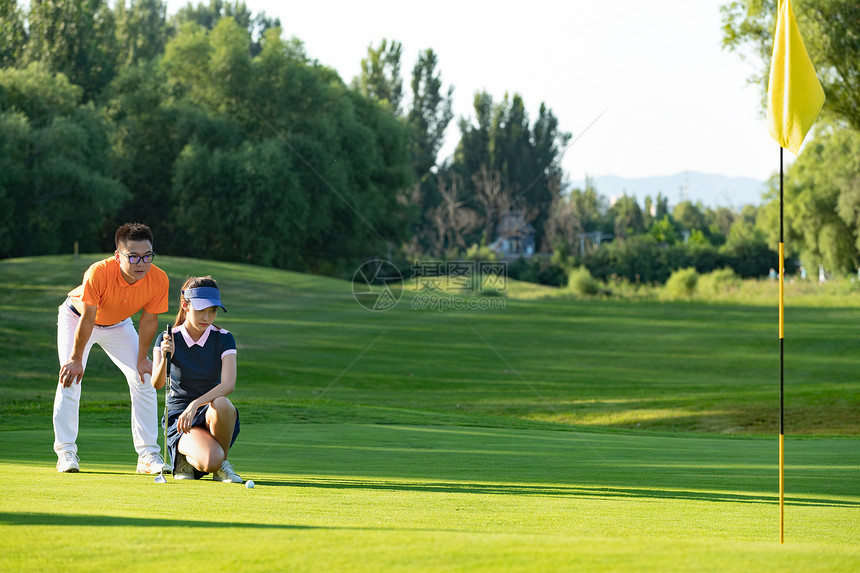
[54,222,170,474]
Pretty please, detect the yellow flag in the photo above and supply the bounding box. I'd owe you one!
[766,0,825,155]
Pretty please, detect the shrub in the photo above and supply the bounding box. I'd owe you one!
[536,259,568,287]
[698,268,740,297]
[463,243,497,262]
[664,267,699,299]
[582,236,747,285]
[720,236,776,278]
[568,266,600,296]
[507,257,538,284]
[507,257,567,287]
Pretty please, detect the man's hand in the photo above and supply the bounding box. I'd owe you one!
[61,304,96,388]
[59,359,85,388]
[137,310,159,384]
[137,356,153,385]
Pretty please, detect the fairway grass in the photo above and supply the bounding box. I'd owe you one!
[1,255,858,571]
[1,421,858,572]
[2,255,858,436]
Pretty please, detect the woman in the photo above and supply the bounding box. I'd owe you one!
[151,276,243,482]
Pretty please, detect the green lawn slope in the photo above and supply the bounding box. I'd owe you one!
[1,255,857,571]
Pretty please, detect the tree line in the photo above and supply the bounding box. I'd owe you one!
[1,0,858,282]
[722,0,860,275]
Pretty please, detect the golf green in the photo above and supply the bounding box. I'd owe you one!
[1,255,857,571]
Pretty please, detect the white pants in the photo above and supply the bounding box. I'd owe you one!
[53,303,160,458]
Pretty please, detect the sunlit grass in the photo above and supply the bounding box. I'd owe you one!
[2,254,858,436]
[1,255,859,571]
[512,271,860,307]
[1,422,858,572]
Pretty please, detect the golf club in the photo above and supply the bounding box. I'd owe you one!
[154,324,172,484]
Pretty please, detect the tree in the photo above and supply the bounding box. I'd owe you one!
[454,91,570,249]
[426,173,479,255]
[545,178,608,256]
[610,194,645,240]
[530,102,570,235]
[472,165,539,246]
[777,127,860,272]
[0,0,27,67]
[407,49,454,179]
[672,200,707,233]
[102,58,236,246]
[705,205,736,246]
[648,192,670,221]
[651,215,680,245]
[0,64,128,257]
[722,1,860,272]
[352,39,403,114]
[171,0,280,56]
[160,19,414,273]
[472,166,504,242]
[114,0,169,68]
[171,138,308,267]
[720,207,775,277]
[721,0,860,132]
[246,27,309,136]
[25,0,119,100]
[161,17,253,116]
[161,21,213,106]
[396,48,456,254]
[208,16,252,115]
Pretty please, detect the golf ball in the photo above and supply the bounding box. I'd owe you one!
[245,480,255,488]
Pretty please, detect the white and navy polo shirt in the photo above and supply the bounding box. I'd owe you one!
[156,324,237,411]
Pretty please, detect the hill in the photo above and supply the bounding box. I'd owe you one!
[1,254,857,436]
[1,255,858,571]
[570,172,769,209]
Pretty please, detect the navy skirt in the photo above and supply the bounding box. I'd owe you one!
[163,403,240,476]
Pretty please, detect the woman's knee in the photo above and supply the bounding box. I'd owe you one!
[179,430,225,473]
[186,443,225,473]
[198,449,225,473]
[209,397,236,419]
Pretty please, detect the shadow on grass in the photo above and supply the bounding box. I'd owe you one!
[257,477,860,509]
[0,511,307,530]
[0,511,461,534]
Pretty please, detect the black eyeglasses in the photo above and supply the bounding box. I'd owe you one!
[120,252,154,264]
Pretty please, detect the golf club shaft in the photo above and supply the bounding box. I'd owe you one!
[164,324,172,453]
[158,324,172,481]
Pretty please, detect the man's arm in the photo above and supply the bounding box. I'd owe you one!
[59,305,97,388]
[137,310,159,384]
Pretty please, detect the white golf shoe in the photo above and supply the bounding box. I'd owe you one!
[137,451,170,474]
[173,453,196,480]
[56,451,80,473]
[214,460,243,483]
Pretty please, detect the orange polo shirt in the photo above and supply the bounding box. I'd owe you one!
[68,258,169,325]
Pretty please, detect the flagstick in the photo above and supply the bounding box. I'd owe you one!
[767,0,824,543]
[779,146,785,544]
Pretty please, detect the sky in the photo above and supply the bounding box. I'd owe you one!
[166,0,785,182]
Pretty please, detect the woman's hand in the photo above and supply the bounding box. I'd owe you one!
[160,330,175,356]
[176,402,198,434]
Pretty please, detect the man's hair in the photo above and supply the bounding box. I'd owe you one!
[115,223,154,249]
